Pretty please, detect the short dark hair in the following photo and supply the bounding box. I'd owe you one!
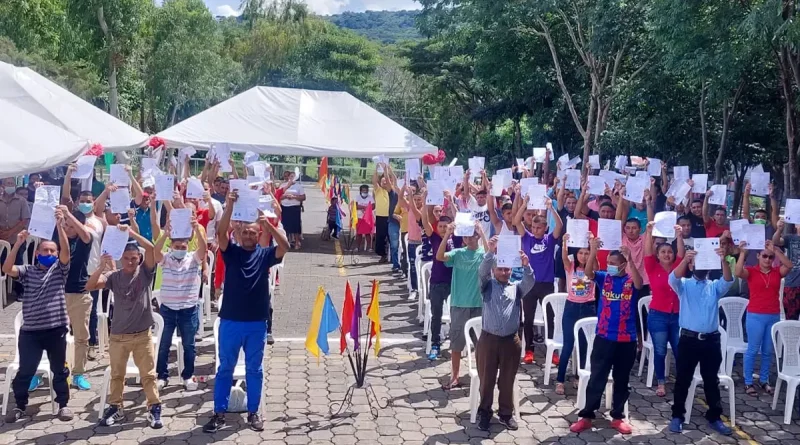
[438,215,452,223]
[656,243,675,256]
[532,216,547,225]
[171,238,190,243]
[625,217,641,229]
[608,250,626,263]
[501,203,513,212]
[360,184,369,192]
[599,195,612,202]
[124,242,140,253]
[677,215,691,223]
[600,202,615,211]
[691,199,703,206]
[755,209,768,217]
[476,189,487,195]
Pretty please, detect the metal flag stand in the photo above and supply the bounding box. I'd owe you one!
[329,282,387,419]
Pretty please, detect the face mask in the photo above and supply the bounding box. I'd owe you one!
[607,265,620,276]
[754,218,767,225]
[361,192,368,198]
[37,254,57,267]
[171,249,188,260]
[78,202,94,214]
[4,187,16,195]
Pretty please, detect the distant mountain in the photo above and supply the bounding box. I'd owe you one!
[326,10,421,44]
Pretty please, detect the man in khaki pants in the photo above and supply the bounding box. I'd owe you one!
[56,207,94,391]
[87,223,162,429]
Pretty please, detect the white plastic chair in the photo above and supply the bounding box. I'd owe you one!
[97,312,164,417]
[542,293,568,386]
[465,317,520,423]
[420,262,432,327]
[719,297,748,376]
[771,320,800,424]
[683,327,736,426]
[425,294,451,355]
[637,296,672,387]
[574,317,629,417]
[97,291,114,353]
[414,245,424,303]
[2,311,57,415]
[202,250,215,327]
[213,317,267,415]
[22,236,40,266]
[152,290,184,379]
[0,240,10,308]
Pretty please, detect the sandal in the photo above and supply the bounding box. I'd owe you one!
[656,384,666,397]
[555,383,565,395]
[442,380,463,390]
[760,383,774,395]
[744,385,758,396]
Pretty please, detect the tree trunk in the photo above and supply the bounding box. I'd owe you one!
[713,80,746,183]
[779,48,799,196]
[582,92,597,166]
[732,161,747,217]
[513,116,522,158]
[97,6,119,118]
[139,88,146,132]
[169,104,179,127]
[699,83,708,173]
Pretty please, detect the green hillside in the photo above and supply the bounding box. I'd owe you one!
[326,10,421,43]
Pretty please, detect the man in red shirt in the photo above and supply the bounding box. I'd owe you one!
[702,189,728,238]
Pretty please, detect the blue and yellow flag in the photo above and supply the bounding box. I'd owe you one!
[305,287,341,359]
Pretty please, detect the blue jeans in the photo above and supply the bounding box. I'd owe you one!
[557,300,597,383]
[744,312,780,385]
[214,319,268,414]
[388,221,400,269]
[647,309,680,384]
[156,305,199,380]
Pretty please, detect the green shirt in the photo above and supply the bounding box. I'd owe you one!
[444,247,485,308]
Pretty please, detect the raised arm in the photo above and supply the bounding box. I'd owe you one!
[262,212,289,259]
[742,182,752,222]
[217,190,236,252]
[153,229,169,264]
[769,240,793,277]
[621,245,643,289]
[548,199,563,238]
[436,224,454,262]
[55,208,70,265]
[513,195,528,236]
[126,224,156,270]
[421,200,434,237]
[2,231,27,278]
[774,220,786,246]
[702,190,712,224]
[86,254,115,291]
[585,236,599,280]
[561,234,573,270]
[735,241,749,279]
[128,165,144,207]
[479,238,496,290]
[645,221,655,257]
[675,225,686,258]
[556,178,567,211]
[615,188,628,221]
[769,184,779,228]
[59,205,91,244]
[62,163,75,207]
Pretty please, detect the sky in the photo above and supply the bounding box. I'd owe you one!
[202,0,421,16]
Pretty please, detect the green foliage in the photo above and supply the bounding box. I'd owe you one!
[326,10,421,43]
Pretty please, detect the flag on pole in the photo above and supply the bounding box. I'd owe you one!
[350,200,358,230]
[340,281,355,354]
[350,283,362,350]
[319,157,329,195]
[366,280,382,356]
[305,287,341,359]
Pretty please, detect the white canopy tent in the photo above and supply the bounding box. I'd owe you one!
[0,98,90,177]
[0,61,148,153]
[157,86,437,158]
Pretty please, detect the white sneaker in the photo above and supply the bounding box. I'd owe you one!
[409,290,417,301]
[156,379,168,390]
[184,378,198,391]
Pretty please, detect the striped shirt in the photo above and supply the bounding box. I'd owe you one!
[17,262,70,331]
[159,253,201,310]
[478,253,535,337]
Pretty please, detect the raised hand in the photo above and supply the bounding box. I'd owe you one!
[520,250,529,267]
[16,230,29,244]
[488,235,498,253]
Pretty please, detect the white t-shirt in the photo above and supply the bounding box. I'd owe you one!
[206,198,224,242]
[85,214,105,274]
[281,183,305,207]
[468,196,493,237]
[355,193,374,218]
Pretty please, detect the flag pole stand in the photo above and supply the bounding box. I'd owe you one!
[329,383,387,419]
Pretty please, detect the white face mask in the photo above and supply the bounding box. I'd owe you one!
[4,187,16,195]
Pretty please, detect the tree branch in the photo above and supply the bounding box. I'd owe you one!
[556,8,591,68]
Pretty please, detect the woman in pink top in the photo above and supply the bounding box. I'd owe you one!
[643,221,685,397]
[555,233,597,395]
[399,183,423,295]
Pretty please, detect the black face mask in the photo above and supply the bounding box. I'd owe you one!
[693,270,709,280]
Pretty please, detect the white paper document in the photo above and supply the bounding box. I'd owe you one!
[215,145,232,173]
[490,175,504,197]
[35,186,61,207]
[567,156,582,169]
[565,170,582,190]
[516,158,526,170]
[232,189,260,223]
[708,184,727,205]
[597,219,622,251]
[694,238,721,270]
[229,179,247,192]
[587,175,606,196]
[691,174,708,194]
[750,172,770,197]
[468,157,485,174]
[155,174,174,201]
[28,203,56,240]
[110,188,130,214]
[373,155,389,173]
[566,219,590,248]
[454,212,475,237]
[178,147,196,162]
[558,153,570,168]
[599,170,622,188]
[520,178,539,196]
[244,151,259,166]
[729,219,748,245]
[496,235,522,268]
[258,194,276,218]
[251,162,268,180]
[589,155,601,169]
[785,199,800,224]
[647,159,662,176]
[294,166,301,179]
[169,208,193,239]
[533,147,550,163]
[615,155,628,171]
[141,157,159,178]
[653,211,677,238]
[624,177,648,204]
[73,156,96,180]
[405,159,420,180]
[742,224,765,250]
[666,180,690,200]
[496,168,513,187]
[110,164,129,187]
[426,180,444,205]
[673,166,690,182]
[186,177,204,200]
[526,185,548,210]
[101,226,129,260]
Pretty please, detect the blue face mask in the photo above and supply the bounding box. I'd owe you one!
[37,254,57,267]
[171,249,187,260]
[78,202,93,214]
[607,265,620,276]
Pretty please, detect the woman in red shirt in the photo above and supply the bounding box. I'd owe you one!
[736,240,793,395]
[643,221,685,397]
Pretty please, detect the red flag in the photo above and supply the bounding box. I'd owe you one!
[340,281,355,354]
[318,157,329,187]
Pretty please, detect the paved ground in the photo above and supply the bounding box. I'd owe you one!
[0,186,798,444]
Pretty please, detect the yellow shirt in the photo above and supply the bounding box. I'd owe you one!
[395,205,408,232]
[374,187,389,217]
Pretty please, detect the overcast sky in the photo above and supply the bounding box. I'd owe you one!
[200,0,421,16]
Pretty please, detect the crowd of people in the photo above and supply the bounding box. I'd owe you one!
[0,155,290,433]
[353,152,799,435]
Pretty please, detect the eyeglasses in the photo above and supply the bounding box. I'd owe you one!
[760,254,775,260]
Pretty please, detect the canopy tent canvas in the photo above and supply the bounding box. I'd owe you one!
[0,62,148,153]
[157,86,437,158]
[0,98,89,177]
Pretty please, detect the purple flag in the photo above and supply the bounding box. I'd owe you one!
[350,283,361,350]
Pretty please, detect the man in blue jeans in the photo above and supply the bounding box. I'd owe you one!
[203,189,289,433]
[153,215,207,390]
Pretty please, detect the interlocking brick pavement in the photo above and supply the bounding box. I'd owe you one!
[0,186,796,444]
